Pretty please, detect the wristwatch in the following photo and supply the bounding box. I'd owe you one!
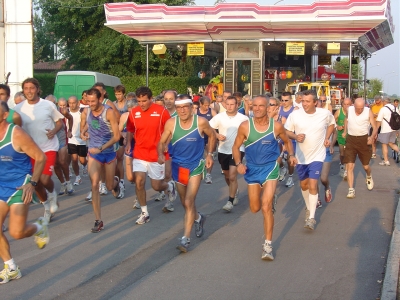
[30,181,38,187]
[235,162,242,167]
[98,145,103,152]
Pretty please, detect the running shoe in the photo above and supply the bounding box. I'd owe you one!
[325,188,332,203]
[168,181,177,202]
[261,242,274,261]
[82,165,88,176]
[343,170,348,181]
[66,181,74,195]
[0,265,21,284]
[285,176,294,187]
[91,220,104,233]
[272,194,278,214]
[278,166,287,181]
[305,209,310,221]
[116,181,125,199]
[205,173,212,184]
[177,236,190,253]
[132,197,141,209]
[43,210,51,224]
[233,189,239,206]
[34,217,49,249]
[112,176,125,199]
[85,191,92,202]
[73,176,82,186]
[194,213,206,237]
[154,192,165,202]
[371,153,377,159]
[347,188,356,199]
[316,200,322,209]
[58,183,67,195]
[222,201,233,212]
[136,212,150,225]
[99,183,108,195]
[48,190,59,214]
[162,200,174,213]
[379,160,390,166]
[366,176,374,190]
[304,218,316,230]
[120,179,125,189]
[339,164,345,177]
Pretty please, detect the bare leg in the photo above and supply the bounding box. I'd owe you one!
[88,157,102,220]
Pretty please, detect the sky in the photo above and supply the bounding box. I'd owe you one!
[195,0,400,96]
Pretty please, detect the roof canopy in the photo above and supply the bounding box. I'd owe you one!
[104,0,395,54]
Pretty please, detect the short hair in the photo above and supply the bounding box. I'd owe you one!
[22,78,41,96]
[114,84,126,94]
[82,90,87,96]
[154,95,164,103]
[164,90,177,100]
[374,95,381,101]
[225,95,237,104]
[135,86,152,99]
[126,99,137,108]
[302,89,318,101]
[394,99,399,103]
[281,91,292,98]
[264,92,272,98]
[0,84,10,97]
[295,91,304,96]
[58,97,67,104]
[382,96,391,103]
[243,94,251,100]
[14,91,24,100]
[93,82,106,89]
[86,88,101,99]
[126,92,136,100]
[177,94,192,100]
[192,101,200,107]
[0,101,9,112]
[199,96,211,105]
[269,97,280,106]
[232,92,242,98]
[45,94,57,103]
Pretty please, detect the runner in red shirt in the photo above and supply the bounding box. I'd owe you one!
[126,86,177,225]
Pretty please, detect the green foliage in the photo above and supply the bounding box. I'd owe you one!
[34,0,196,77]
[366,78,383,99]
[33,13,56,63]
[333,57,363,85]
[35,73,210,97]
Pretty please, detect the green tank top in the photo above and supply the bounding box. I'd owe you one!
[170,110,177,118]
[337,107,345,128]
[6,109,15,124]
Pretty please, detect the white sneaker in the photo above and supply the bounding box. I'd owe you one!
[99,183,108,195]
[222,201,233,212]
[278,166,287,181]
[285,176,294,187]
[347,188,356,199]
[43,209,51,224]
[85,191,92,202]
[162,200,174,212]
[82,165,88,176]
[58,183,67,195]
[366,176,374,190]
[66,181,74,195]
[233,189,239,206]
[205,173,212,184]
[379,160,390,166]
[154,192,165,201]
[343,170,348,181]
[132,197,141,209]
[261,242,274,261]
[168,181,177,202]
[73,176,82,186]
[47,190,59,214]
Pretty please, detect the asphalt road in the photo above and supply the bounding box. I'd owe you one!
[1,148,399,300]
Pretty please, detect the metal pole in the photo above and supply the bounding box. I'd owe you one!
[146,44,149,87]
[348,43,352,98]
[364,58,367,100]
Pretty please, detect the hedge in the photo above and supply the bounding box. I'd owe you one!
[34,73,210,97]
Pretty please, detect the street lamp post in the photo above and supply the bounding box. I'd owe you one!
[382,71,396,96]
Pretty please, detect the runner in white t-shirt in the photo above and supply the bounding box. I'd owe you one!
[285,90,335,231]
[14,78,65,223]
[209,95,248,212]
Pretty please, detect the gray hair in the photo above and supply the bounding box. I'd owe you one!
[243,94,251,101]
[126,98,137,108]
[374,95,381,101]
[296,91,304,96]
[126,92,136,100]
[269,97,280,106]
[14,91,25,101]
[45,94,57,103]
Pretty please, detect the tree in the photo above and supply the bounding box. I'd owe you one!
[332,57,363,90]
[34,0,195,77]
[366,78,383,99]
[33,13,56,63]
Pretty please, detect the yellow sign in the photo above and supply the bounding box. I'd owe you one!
[187,43,205,56]
[286,42,305,55]
[318,55,332,65]
[327,42,340,54]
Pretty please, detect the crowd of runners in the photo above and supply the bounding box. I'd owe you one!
[0,78,399,283]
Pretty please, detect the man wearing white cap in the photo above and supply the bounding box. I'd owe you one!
[158,96,216,252]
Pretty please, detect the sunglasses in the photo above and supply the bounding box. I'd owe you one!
[321,100,327,103]
[282,100,290,102]
[269,104,277,106]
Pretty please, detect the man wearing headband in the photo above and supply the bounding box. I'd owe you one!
[158,96,216,252]
[125,86,177,225]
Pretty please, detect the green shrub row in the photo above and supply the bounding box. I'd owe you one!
[35,73,210,97]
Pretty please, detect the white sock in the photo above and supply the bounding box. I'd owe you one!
[34,222,42,233]
[265,240,272,245]
[309,193,318,219]
[76,175,81,179]
[5,258,16,270]
[301,189,310,210]
[195,213,201,223]
[66,181,70,184]
[141,205,149,215]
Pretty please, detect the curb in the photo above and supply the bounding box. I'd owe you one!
[381,195,400,300]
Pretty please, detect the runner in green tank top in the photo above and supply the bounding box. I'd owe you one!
[334,98,352,178]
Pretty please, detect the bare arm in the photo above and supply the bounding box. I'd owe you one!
[80,108,88,141]
[157,118,174,164]
[199,117,216,169]
[275,122,297,166]
[369,109,378,140]
[13,111,22,126]
[106,99,121,121]
[232,121,249,175]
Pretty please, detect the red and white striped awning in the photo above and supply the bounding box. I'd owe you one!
[104,0,395,53]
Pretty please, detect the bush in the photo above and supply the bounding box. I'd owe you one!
[34,73,210,97]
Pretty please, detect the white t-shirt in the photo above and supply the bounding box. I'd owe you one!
[285,108,335,164]
[377,104,399,134]
[209,111,248,154]
[293,101,303,109]
[14,99,64,152]
[68,109,85,145]
[347,106,370,136]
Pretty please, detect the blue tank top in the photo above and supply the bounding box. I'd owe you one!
[278,106,295,120]
[197,108,212,121]
[116,101,128,114]
[0,124,32,198]
[87,105,117,153]
[170,115,204,164]
[244,118,280,166]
